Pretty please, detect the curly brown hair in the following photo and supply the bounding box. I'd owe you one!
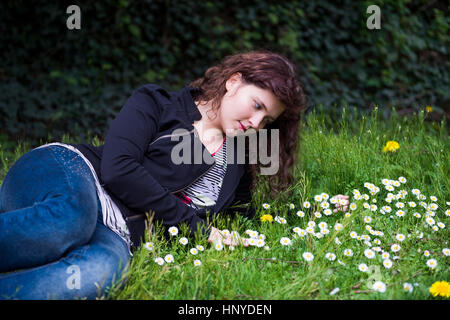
[189,50,306,196]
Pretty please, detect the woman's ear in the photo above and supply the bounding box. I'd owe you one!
[225,72,242,95]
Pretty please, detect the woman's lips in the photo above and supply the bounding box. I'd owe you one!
[238,121,247,132]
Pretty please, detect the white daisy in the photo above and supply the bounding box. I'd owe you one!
[344,249,353,257]
[262,203,270,209]
[154,257,164,265]
[426,258,437,269]
[383,259,393,269]
[214,242,224,251]
[196,245,205,251]
[303,201,311,208]
[190,248,198,255]
[403,283,413,293]
[364,248,376,259]
[296,210,305,218]
[391,244,401,252]
[302,252,314,262]
[280,237,292,246]
[349,203,357,211]
[179,237,189,246]
[193,259,202,267]
[164,254,174,263]
[325,252,336,261]
[168,226,179,236]
[372,281,386,293]
[358,263,368,272]
[144,242,154,251]
[442,248,450,256]
[395,234,405,242]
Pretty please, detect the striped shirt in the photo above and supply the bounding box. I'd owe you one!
[174,137,227,210]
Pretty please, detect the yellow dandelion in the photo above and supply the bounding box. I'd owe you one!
[382,140,400,153]
[425,106,433,113]
[260,214,273,223]
[429,281,450,298]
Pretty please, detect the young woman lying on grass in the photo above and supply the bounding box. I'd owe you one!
[0,50,349,299]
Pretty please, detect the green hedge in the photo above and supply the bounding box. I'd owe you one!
[0,0,448,148]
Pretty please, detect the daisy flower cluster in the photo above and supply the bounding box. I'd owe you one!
[258,176,448,297]
[144,226,205,267]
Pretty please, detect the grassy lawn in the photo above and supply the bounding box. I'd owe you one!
[1,107,448,300]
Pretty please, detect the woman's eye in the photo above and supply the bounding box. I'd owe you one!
[254,102,262,110]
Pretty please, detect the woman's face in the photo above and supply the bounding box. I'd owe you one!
[218,73,286,137]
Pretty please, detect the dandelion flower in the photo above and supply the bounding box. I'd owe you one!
[280,237,292,246]
[372,281,387,293]
[383,140,399,153]
[426,258,437,269]
[260,214,273,223]
[429,281,450,298]
[168,226,179,236]
[302,252,314,262]
[193,259,202,267]
[154,257,164,265]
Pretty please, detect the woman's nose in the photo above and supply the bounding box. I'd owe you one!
[249,114,265,130]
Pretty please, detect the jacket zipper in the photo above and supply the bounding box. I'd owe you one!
[148,128,196,147]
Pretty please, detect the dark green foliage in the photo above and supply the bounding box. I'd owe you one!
[0,0,448,150]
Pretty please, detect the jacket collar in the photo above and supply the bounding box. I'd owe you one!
[179,86,203,124]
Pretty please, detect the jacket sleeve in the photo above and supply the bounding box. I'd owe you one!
[100,85,209,237]
[224,165,257,219]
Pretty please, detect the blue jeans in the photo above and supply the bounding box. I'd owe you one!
[0,145,130,299]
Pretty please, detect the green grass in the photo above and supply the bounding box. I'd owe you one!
[1,107,449,300]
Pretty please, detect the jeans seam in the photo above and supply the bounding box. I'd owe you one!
[46,146,75,191]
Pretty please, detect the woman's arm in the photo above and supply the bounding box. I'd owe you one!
[100,85,209,237]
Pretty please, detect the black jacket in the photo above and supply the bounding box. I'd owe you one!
[71,84,255,249]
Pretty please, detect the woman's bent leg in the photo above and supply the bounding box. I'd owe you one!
[0,217,130,300]
[0,146,98,272]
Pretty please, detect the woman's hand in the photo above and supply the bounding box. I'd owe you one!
[333,194,349,213]
[208,227,250,247]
